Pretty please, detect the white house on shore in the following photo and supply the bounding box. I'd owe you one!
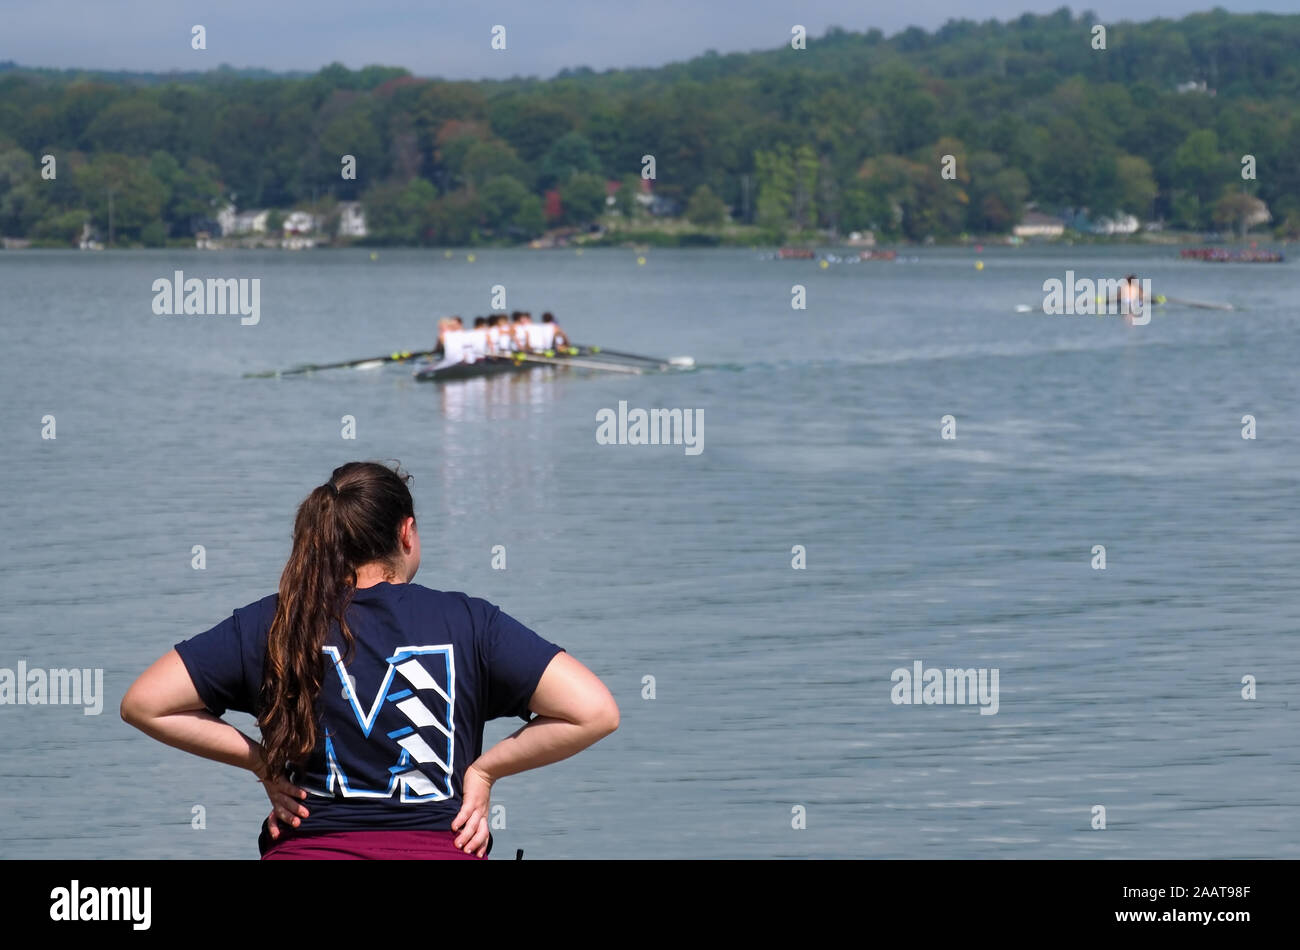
[337,201,368,238]
[283,210,316,234]
[236,210,270,234]
[1014,211,1066,238]
[216,203,237,237]
[217,204,271,236]
[1091,214,1140,236]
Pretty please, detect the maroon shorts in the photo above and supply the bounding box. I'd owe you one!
[262,829,487,860]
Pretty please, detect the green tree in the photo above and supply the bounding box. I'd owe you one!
[397,178,437,241]
[754,145,795,234]
[614,173,642,217]
[1115,153,1157,218]
[478,174,530,230]
[318,103,385,198]
[32,208,91,245]
[459,138,529,189]
[685,184,727,226]
[1171,130,1231,228]
[363,177,436,244]
[839,180,892,235]
[877,68,941,153]
[73,153,167,243]
[488,96,575,164]
[0,147,44,235]
[560,171,607,226]
[148,151,222,236]
[539,132,601,189]
[856,154,918,239]
[140,220,168,246]
[512,194,545,238]
[792,144,819,229]
[84,98,177,155]
[965,152,1028,233]
[426,188,482,245]
[1212,189,1268,237]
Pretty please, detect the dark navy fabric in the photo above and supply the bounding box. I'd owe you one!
[174,582,563,837]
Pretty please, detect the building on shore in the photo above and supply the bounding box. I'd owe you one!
[1013,211,1066,238]
[217,204,270,236]
[283,210,316,235]
[1091,214,1140,235]
[337,201,368,238]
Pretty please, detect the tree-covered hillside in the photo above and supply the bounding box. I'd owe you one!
[1,7,1297,246]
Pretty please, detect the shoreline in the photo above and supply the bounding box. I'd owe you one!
[3,232,1292,253]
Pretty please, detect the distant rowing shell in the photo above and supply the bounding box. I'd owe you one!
[1014,297,1188,315]
[413,355,536,383]
[413,348,688,383]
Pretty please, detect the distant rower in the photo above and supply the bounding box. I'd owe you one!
[469,316,489,359]
[524,312,550,352]
[511,312,531,352]
[542,312,569,350]
[435,309,570,363]
[486,314,516,354]
[438,316,475,362]
[1117,274,1145,317]
[434,316,462,358]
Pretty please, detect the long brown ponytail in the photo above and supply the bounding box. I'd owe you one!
[258,461,415,778]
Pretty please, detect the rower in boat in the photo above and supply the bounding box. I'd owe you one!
[433,316,459,358]
[1116,274,1146,325]
[506,311,524,351]
[524,312,551,353]
[439,316,477,363]
[469,316,489,360]
[510,312,530,351]
[486,314,515,354]
[542,312,569,350]
[506,314,524,352]
[1117,274,1144,313]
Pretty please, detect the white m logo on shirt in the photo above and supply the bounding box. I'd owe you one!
[313,644,457,803]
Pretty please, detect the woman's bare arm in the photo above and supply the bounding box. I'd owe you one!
[470,652,619,783]
[451,651,618,854]
[120,649,266,777]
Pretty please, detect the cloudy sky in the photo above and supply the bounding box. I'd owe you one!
[3,0,1291,78]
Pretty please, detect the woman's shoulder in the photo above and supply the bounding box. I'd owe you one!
[399,583,491,608]
[228,592,279,633]
[232,585,493,617]
[398,584,502,624]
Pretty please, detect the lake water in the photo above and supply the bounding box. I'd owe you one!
[1,245,1296,858]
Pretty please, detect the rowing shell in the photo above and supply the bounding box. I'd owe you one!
[413,355,533,383]
[413,348,671,383]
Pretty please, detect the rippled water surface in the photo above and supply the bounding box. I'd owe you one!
[1,246,1296,858]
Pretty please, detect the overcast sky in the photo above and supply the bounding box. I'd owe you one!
[3,1,1292,78]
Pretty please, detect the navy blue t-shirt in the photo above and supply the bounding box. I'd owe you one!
[174,582,563,840]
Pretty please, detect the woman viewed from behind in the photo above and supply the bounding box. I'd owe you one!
[122,461,618,859]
